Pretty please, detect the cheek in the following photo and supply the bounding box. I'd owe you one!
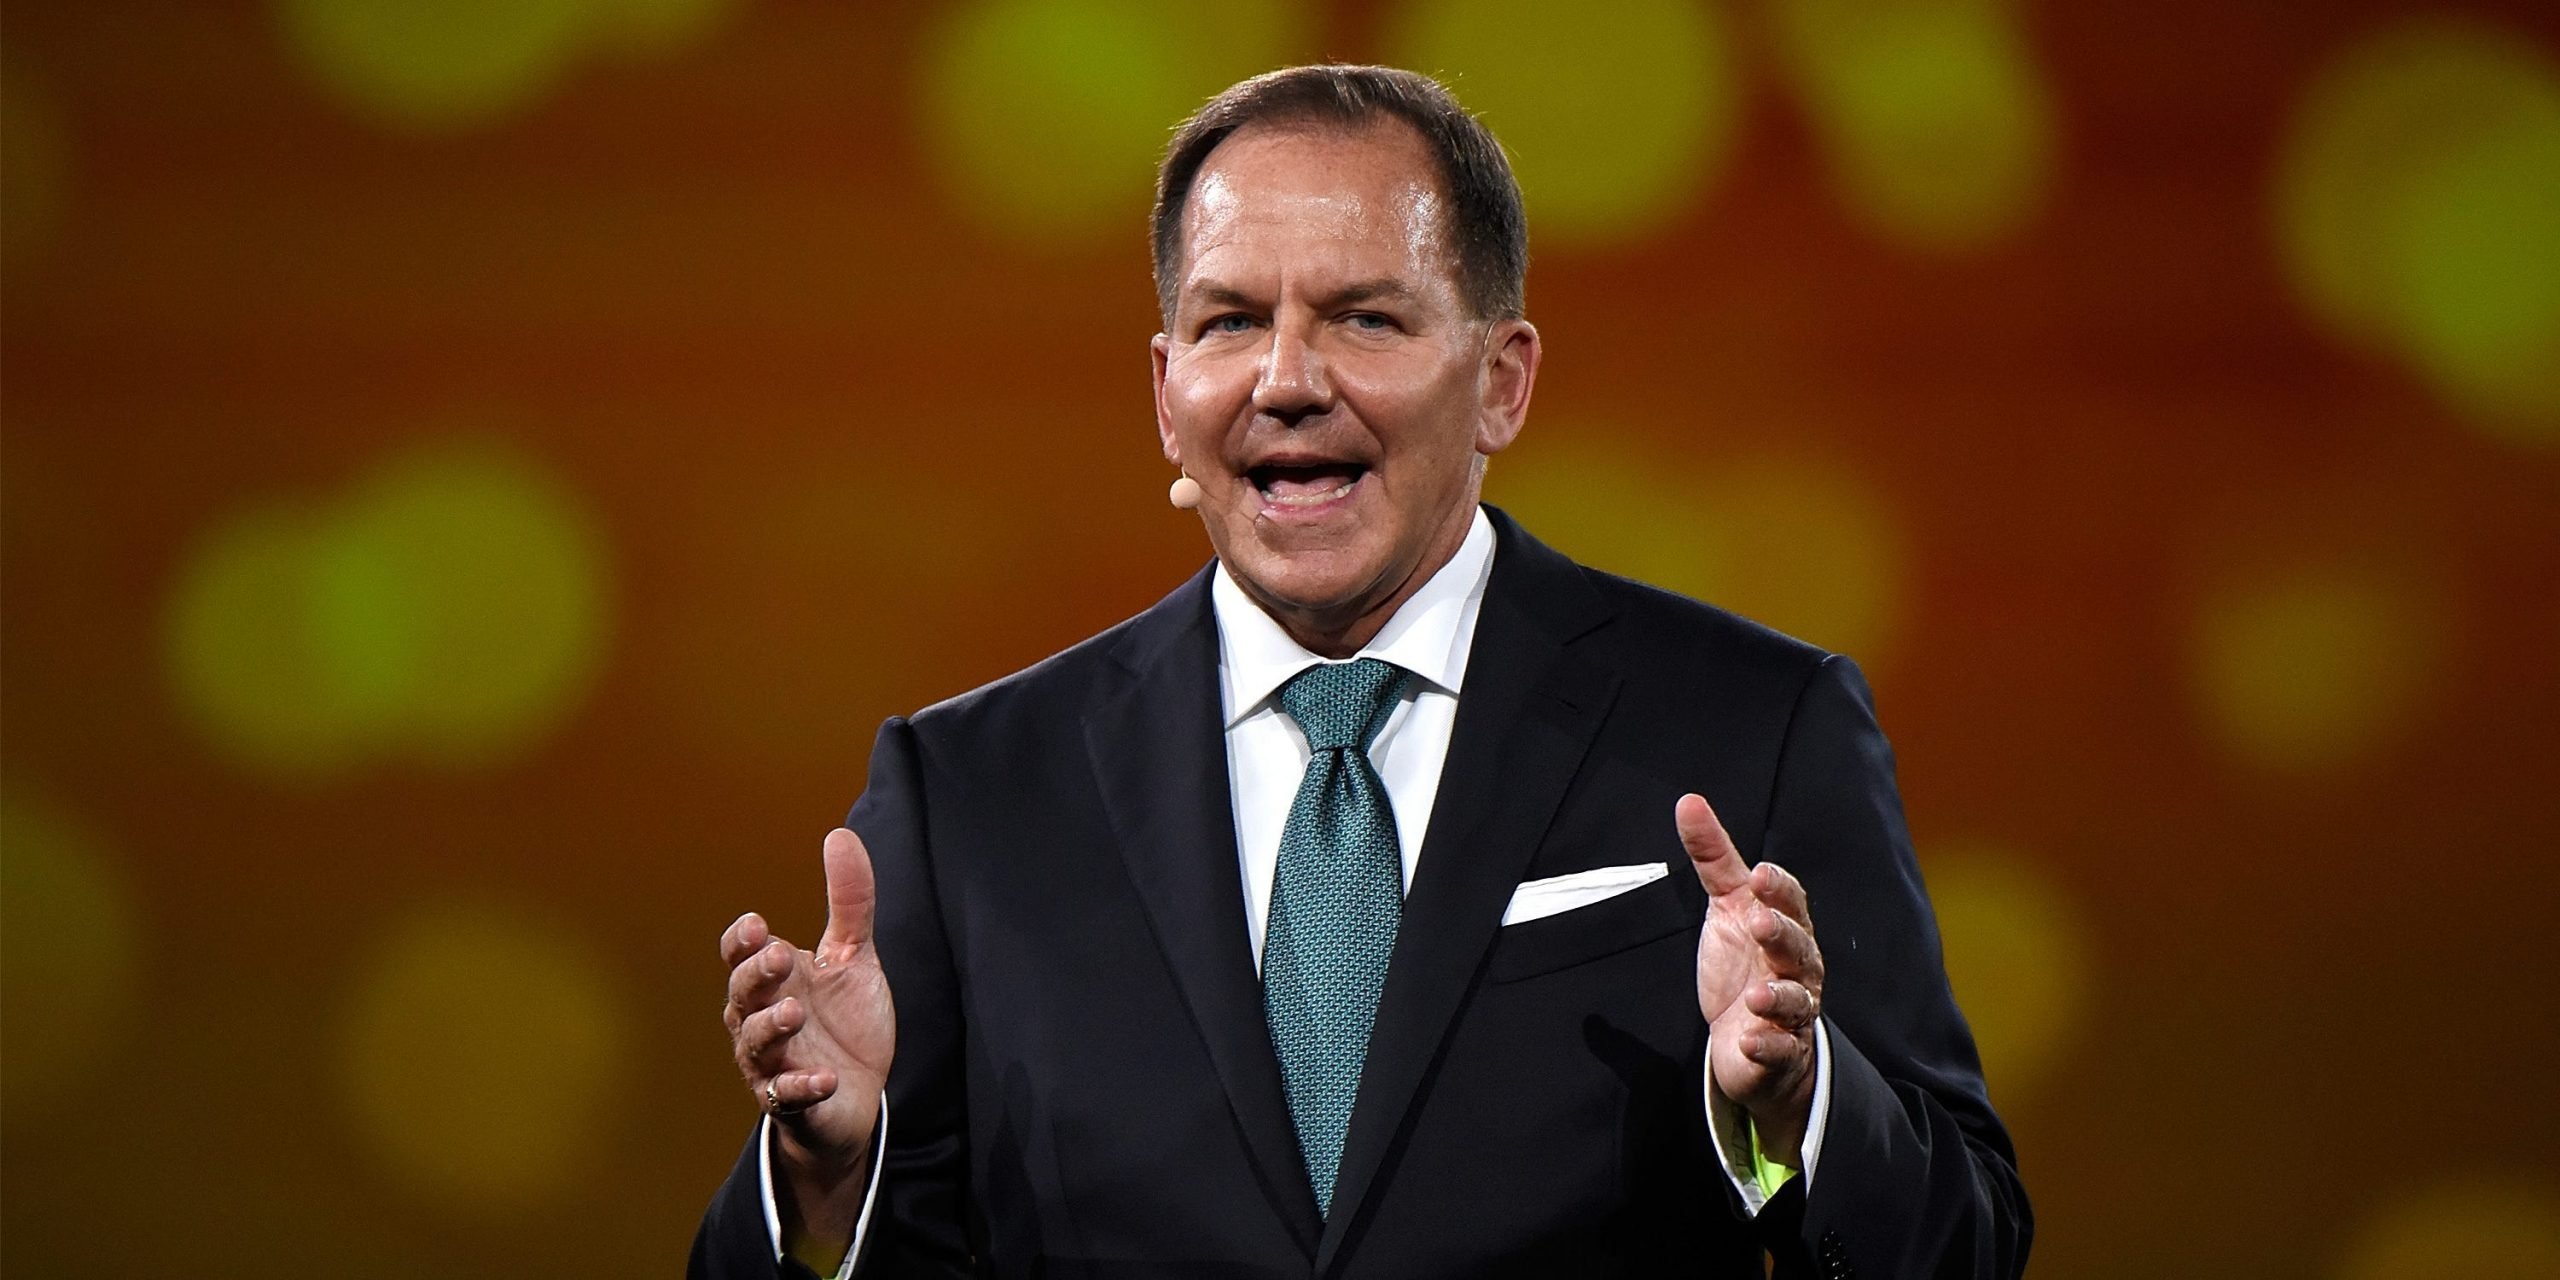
[1343,356,1480,448]
[1166,362,1249,434]
[1368,401,1485,478]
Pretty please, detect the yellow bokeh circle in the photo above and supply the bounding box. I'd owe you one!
[1489,438,1909,670]
[335,440,614,767]
[273,0,741,133]
[920,0,1310,247]
[273,0,596,133]
[162,435,612,779]
[0,792,142,1119]
[2338,1177,2560,1280]
[1917,838,2091,1100]
[1772,0,2057,254]
[1383,0,1736,247]
[2277,17,2560,443]
[2188,550,2442,776]
[336,899,630,1210]
[166,499,392,777]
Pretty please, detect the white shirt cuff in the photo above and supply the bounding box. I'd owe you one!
[1705,1018,1833,1217]
[759,1094,888,1279]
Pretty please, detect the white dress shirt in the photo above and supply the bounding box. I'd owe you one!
[764,507,1830,1272]
[1213,508,1494,966]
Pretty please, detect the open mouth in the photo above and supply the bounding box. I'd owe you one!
[1247,461,1368,508]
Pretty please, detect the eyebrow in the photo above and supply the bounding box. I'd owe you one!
[1185,283,1261,313]
[1326,278,1421,308]
[1182,277,1422,314]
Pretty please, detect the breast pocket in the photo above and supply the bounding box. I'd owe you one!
[1485,871,1696,984]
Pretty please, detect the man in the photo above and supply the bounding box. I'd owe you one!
[694,65,2028,1278]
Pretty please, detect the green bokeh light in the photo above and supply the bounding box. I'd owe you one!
[166,500,386,777]
[274,0,595,133]
[1383,0,1734,247]
[1774,0,2056,254]
[921,0,1309,247]
[2394,98,2560,438]
[2278,18,2560,444]
[0,792,142,1119]
[162,437,612,779]
[336,440,613,767]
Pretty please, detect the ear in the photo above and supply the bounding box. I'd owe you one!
[1151,332,1180,466]
[1473,318,1541,457]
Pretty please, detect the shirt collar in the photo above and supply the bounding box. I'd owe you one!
[1211,506,1496,729]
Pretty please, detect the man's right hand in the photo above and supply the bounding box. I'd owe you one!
[721,827,897,1262]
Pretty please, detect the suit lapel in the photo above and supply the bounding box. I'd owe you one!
[1084,568,1325,1255]
[1316,511,1621,1274]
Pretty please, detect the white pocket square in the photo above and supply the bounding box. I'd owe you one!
[1500,863,1671,926]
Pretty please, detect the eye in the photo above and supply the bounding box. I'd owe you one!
[1204,313,1255,336]
[1346,312,1394,332]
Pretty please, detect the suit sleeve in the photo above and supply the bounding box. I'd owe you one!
[1755,656,2033,1279]
[689,717,978,1279]
[689,1120,827,1280]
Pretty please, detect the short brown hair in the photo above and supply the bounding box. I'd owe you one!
[1150,65,1529,325]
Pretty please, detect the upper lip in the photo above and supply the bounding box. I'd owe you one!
[1240,447,1372,474]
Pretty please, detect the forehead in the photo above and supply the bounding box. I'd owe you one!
[1177,122,1454,290]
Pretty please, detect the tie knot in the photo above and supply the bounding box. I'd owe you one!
[1279,658,1411,752]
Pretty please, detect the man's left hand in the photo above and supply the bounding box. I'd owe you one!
[1679,792,1824,1167]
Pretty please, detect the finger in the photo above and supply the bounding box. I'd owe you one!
[727,937,797,1016]
[1742,1027,1812,1067]
[720,912,771,968]
[1751,862,1812,931]
[1751,906,1821,979]
[737,995,806,1068]
[818,827,877,959]
[1743,979,1818,1030]
[1676,794,1750,897]
[766,1068,842,1115]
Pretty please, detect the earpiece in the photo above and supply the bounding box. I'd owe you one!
[1168,474,1204,510]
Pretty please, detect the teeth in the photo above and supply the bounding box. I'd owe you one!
[1262,474,1359,505]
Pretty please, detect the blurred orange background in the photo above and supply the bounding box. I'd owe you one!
[5,2,2557,1275]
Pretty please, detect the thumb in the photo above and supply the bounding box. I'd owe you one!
[818,827,876,955]
[1676,793,1750,898]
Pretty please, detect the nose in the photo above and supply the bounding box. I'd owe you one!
[1252,316,1333,425]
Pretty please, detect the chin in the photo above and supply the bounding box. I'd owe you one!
[1229,544,1383,610]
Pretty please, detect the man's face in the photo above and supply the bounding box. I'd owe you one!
[1151,121,1539,653]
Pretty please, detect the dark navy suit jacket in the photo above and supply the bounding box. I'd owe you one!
[691,508,2030,1278]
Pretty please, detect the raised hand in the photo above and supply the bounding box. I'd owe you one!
[1678,793,1823,1166]
[720,827,897,1257]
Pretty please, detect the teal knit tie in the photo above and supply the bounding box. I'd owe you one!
[1262,657,1412,1217]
